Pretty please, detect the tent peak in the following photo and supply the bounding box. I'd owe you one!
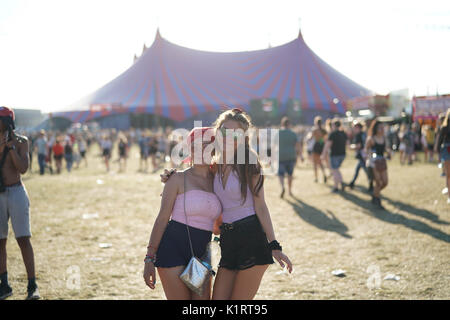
[298,28,304,40]
[155,27,162,40]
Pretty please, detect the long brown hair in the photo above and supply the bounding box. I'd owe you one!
[442,108,450,129]
[212,108,264,203]
[368,118,383,137]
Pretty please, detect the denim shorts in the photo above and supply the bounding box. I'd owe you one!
[155,220,212,268]
[330,155,345,169]
[218,215,274,270]
[278,160,295,176]
[0,184,31,239]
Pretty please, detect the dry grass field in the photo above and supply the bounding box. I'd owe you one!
[4,145,449,300]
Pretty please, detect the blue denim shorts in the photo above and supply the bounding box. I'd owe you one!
[330,155,345,169]
[278,160,295,176]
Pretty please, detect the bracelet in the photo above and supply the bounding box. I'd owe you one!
[144,255,157,264]
[268,240,282,251]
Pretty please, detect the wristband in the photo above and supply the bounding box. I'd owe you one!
[268,240,282,251]
[144,255,157,264]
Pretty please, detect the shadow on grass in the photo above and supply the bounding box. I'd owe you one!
[338,191,450,244]
[351,184,450,226]
[285,195,352,239]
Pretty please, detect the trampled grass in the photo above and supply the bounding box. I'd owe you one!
[4,145,449,299]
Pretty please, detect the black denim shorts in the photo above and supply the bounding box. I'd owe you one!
[219,215,274,270]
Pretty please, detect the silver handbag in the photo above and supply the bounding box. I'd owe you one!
[179,172,213,297]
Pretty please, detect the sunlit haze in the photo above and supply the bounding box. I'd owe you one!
[1,0,449,113]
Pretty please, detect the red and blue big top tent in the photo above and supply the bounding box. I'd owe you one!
[54,29,372,128]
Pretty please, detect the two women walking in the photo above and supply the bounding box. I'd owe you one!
[143,108,292,300]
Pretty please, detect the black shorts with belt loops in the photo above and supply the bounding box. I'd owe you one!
[219,214,274,270]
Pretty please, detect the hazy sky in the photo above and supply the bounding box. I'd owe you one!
[1,0,449,112]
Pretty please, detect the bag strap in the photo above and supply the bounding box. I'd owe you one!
[0,147,10,169]
[183,171,196,258]
[0,147,10,187]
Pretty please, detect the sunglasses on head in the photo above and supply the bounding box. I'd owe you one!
[218,127,245,140]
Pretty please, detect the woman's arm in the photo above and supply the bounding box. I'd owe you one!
[252,178,276,242]
[146,172,181,256]
[321,140,332,160]
[364,136,373,158]
[252,175,293,273]
[143,172,180,289]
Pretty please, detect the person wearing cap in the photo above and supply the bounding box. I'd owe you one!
[0,106,40,300]
[143,127,222,299]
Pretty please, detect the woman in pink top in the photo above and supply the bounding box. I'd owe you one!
[211,109,292,300]
[143,127,221,300]
[162,108,293,300]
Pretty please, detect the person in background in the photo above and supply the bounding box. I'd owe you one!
[295,126,305,164]
[321,119,348,193]
[434,109,450,204]
[78,135,88,168]
[157,130,168,164]
[100,134,112,172]
[348,122,372,190]
[139,130,150,173]
[305,129,315,165]
[311,116,328,183]
[365,119,389,210]
[148,133,159,173]
[423,124,435,163]
[35,130,48,175]
[435,113,446,177]
[403,124,415,165]
[412,122,422,162]
[52,137,64,174]
[72,139,81,170]
[117,132,128,173]
[64,137,74,173]
[277,117,301,198]
[398,123,407,165]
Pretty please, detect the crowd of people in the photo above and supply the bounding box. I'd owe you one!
[24,127,181,175]
[279,111,450,208]
[21,112,449,209]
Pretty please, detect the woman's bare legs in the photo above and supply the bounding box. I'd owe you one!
[312,154,325,182]
[445,161,450,199]
[230,265,269,300]
[212,267,237,300]
[157,266,211,300]
[372,169,388,198]
[212,265,269,300]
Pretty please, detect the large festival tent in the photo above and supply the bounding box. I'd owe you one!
[51,28,372,129]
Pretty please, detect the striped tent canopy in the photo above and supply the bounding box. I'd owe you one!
[54,29,372,123]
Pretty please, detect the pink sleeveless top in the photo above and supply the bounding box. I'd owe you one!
[214,169,256,224]
[171,190,222,232]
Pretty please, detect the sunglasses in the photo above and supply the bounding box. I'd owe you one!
[218,127,245,140]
